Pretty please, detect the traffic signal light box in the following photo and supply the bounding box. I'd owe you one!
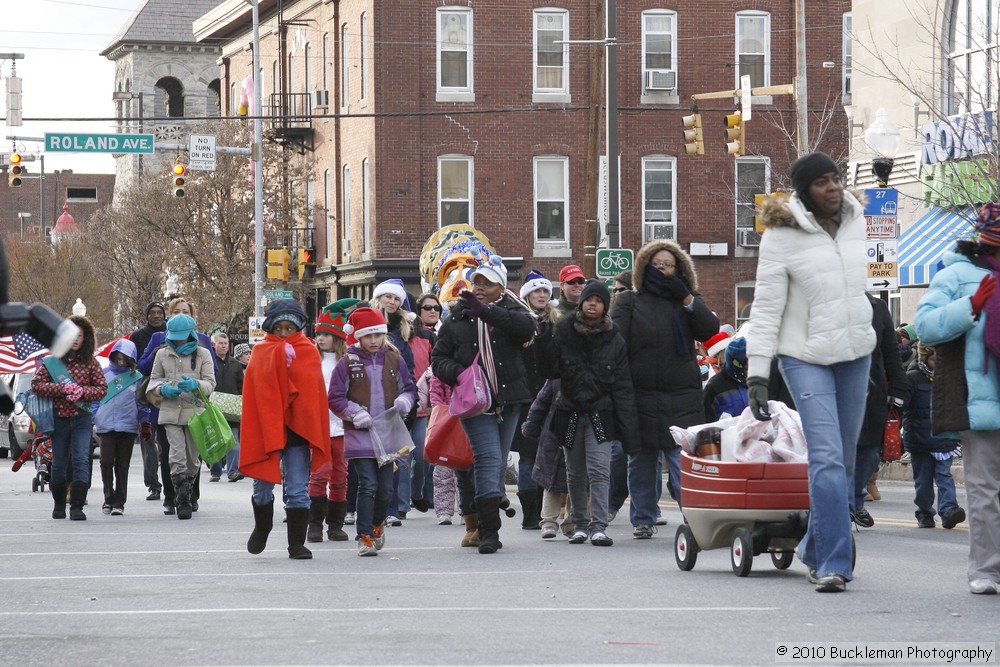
[297,247,316,281]
[172,164,187,197]
[724,111,745,156]
[266,248,291,281]
[681,113,704,155]
[8,152,23,187]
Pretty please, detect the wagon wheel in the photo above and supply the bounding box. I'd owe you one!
[731,527,754,577]
[771,551,794,570]
[31,477,39,492]
[675,524,699,571]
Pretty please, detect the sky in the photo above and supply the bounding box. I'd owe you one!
[2,0,146,174]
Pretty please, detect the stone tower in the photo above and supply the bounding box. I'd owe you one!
[101,0,223,195]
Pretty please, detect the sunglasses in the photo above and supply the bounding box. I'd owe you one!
[420,304,443,312]
[564,278,586,286]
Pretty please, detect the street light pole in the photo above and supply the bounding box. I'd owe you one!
[252,0,266,317]
[605,0,619,249]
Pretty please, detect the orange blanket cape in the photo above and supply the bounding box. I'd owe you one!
[239,331,330,484]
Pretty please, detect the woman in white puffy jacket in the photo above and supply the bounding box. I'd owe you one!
[745,152,876,593]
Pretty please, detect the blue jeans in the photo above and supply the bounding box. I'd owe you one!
[517,455,537,492]
[627,444,680,526]
[460,404,522,501]
[391,452,412,516]
[608,441,628,513]
[51,413,94,486]
[853,445,881,513]
[224,426,240,476]
[910,451,958,519]
[409,416,435,501]
[346,463,359,512]
[351,458,394,537]
[251,445,310,509]
[779,354,871,581]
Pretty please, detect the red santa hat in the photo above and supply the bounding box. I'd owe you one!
[342,307,388,340]
[702,331,731,359]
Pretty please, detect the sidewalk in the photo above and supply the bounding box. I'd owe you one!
[879,458,964,485]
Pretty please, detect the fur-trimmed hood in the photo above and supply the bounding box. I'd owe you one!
[757,189,866,232]
[632,240,699,294]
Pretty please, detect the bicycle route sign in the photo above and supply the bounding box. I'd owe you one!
[595,248,634,279]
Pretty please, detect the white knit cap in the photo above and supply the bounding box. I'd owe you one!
[519,269,553,300]
[372,279,407,303]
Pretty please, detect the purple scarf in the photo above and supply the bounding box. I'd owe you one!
[983,256,1000,367]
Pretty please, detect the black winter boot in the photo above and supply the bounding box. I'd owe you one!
[286,507,313,559]
[51,482,68,519]
[477,496,503,554]
[173,474,192,520]
[247,501,274,554]
[69,482,88,521]
[518,490,542,530]
[307,495,327,543]
[326,500,349,541]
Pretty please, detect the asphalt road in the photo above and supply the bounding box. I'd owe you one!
[0,452,995,667]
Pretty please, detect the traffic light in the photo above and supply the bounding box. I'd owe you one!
[8,152,23,187]
[681,113,704,155]
[297,247,316,281]
[723,110,745,156]
[266,248,291,281]
[172,163,187,197]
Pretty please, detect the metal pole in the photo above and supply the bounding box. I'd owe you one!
[252,0,266,317]
[137,92,144,175]
[605,0,619,249]
[794,0,809,156]
[39,154,44,239]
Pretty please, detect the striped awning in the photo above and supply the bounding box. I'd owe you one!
[898,207,976,287]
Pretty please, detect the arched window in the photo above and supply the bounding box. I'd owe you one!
[155,76,185,117]
[208,79,221,117]
[947,0,998,114]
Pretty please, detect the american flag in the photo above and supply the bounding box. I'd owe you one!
[0,333,49,373]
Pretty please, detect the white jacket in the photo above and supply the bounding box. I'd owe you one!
[321,350,345,438]
[746,190,876,379]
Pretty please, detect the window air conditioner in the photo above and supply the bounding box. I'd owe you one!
[312,90,330,109]
[737,228,762,248]
[644,70,677,92]
[644,223,676,243]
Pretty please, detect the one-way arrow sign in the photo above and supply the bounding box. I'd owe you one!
[871,280,890,288]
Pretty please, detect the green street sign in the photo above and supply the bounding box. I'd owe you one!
[596,248,634,279]
[264,289,294,301]
[45,132,154,154]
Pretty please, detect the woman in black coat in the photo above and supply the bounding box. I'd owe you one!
[431,258,535,554]
[610,240,719,538]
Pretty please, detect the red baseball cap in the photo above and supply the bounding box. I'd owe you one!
[559,265,586,282]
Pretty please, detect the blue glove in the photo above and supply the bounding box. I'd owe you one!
[177,375,199,393]
[459,290,491,319]
[160,384,182,400]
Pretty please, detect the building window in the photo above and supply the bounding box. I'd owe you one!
[362,157,371,254]
[230,82,237,115]
[736,11,770,88]
[342,165,351,254]
[735,282,755,329]
[642,10,677,92]
[642,156,677,243]
[304,43,312,94]
[439,156,473,227]
[534,156,569,243]
[842,13,852,102]
[735,158,769,230]
[948,0,998,114]
[288,53,296,95]
[322,34,329,92]
[437,8,473,94]
[324,169,332,260]
[272,60,278,96]
[360,14,368,102]
[341,23,350,108]
[534,9,569,95]
[66,187,98,202]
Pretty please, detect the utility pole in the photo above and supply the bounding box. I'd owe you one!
[605,0,619,249]
[794,0,809,156]
[581,0,605,278]
[252,0,266,317]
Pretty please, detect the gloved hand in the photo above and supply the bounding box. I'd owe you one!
[140,422,153,441]
[971,273,997,317]
[65,384,85,402]
[160,384,182,400]
[747,376,772,421]
[62,382,81,396]
[394,395,413,416]
[284,342,296,367]
[177,375,199,393]
[644,264,668,291]
[352,409,372,429]
[458,290,491,319]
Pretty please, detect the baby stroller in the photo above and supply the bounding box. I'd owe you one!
[10,431,52,492]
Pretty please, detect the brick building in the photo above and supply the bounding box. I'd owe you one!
[195,0,851,323]
[0,168,116,242]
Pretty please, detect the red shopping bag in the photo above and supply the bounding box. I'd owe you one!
[882,408,902,462]
[424,404,473,470]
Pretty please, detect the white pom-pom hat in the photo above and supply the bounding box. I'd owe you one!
[342,307,388,340]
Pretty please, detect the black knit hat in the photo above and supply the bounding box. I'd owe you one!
[262,299,307,333]
[790,152,839,212]
[578,279,610,312]
[145,301,166,317]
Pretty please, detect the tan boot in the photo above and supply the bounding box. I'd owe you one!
[461,513,480,547]
[866,471,881,501]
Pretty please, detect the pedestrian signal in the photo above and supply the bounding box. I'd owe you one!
[297,247,316,281]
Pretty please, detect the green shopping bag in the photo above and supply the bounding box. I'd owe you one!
[188,389,237,465]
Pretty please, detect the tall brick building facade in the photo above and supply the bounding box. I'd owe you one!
[196,0,850,323]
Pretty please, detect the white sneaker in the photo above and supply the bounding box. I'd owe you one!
[437,516,453,525]
[970,579,998,595]
[540,524,558,539]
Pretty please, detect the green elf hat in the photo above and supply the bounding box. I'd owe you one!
[316,298,361,340]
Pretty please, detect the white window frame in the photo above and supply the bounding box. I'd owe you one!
[947,0,998,115]
[641,10,677,94]
[322,34,329,92]
[362,157,371,255]
[288,52,296,95]
[436,7,475,102]
[341,23,350,110]
[437,156,474,228]
[304,42,312,95]
[533,155,570,246]
[641,156,677,243]
[324,169,332,260]
[735,11,771,94]
[272,60,278,96]
[842,12,852,103]
[533,8,570,103]
[342,164,352,256]
[734,156,770,230]
[735,282,755,330]
[360,13,368,104]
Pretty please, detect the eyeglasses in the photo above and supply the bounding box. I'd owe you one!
[420,305,443,312]
[564,278,586,286]
[651,261,676,271]
[613,287,629,294]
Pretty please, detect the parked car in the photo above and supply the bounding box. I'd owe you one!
[1,372,100,459]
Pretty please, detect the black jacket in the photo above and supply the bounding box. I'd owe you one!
[129,324,166,360]
[522,379,568,493]
[214,353,244,395]
[431,293,536,408]
[858,294,910,450]
[902,367,958,454]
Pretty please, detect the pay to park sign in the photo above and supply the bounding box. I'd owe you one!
[45,132,154,154]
